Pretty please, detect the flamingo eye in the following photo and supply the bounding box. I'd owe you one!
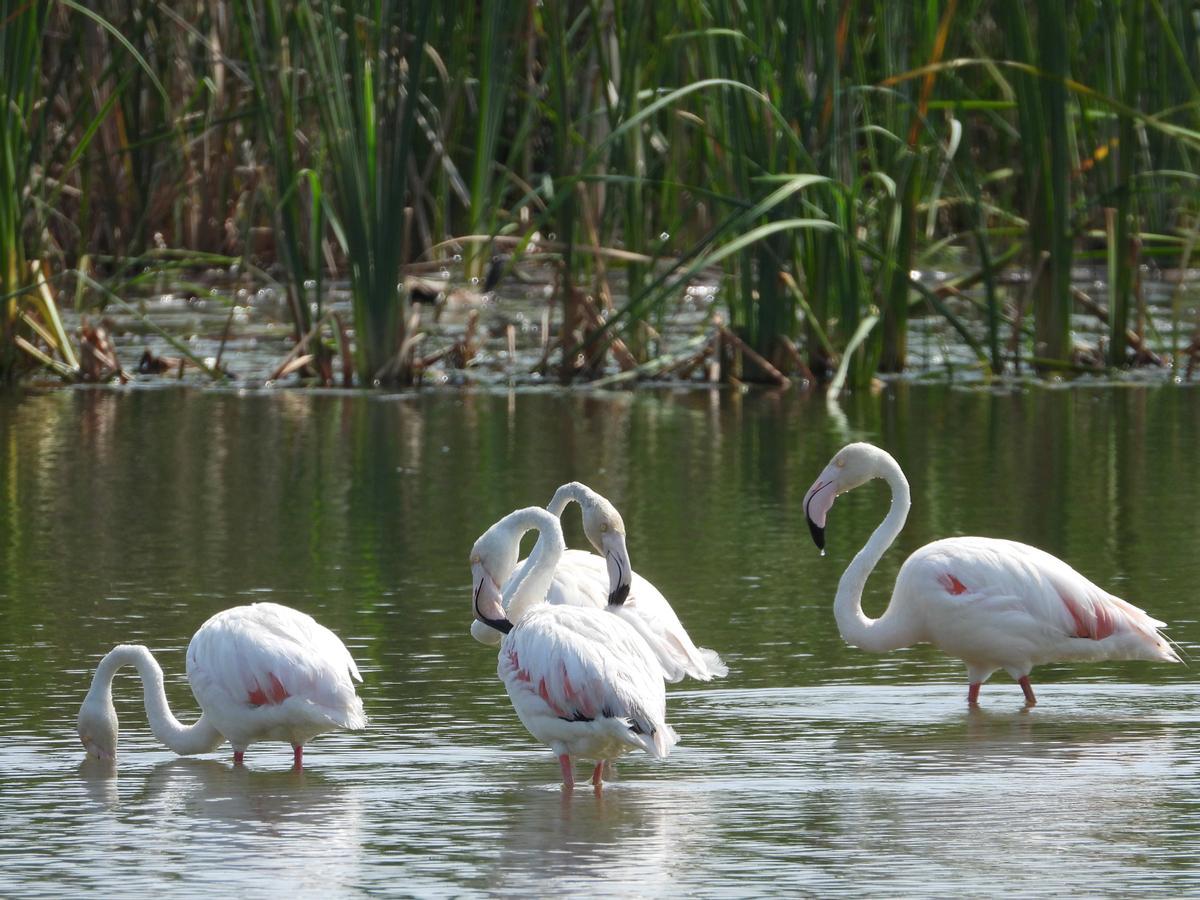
[835,458,845,468]
[470,555,481,565]
[600,523,609,533]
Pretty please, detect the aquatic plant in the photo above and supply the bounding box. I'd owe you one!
[0,1,75,382]
[3,0,1199,386]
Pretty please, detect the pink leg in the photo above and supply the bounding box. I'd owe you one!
[293,745,303,769]
[558,753,574,788]
[591,761,604,787]
[233,750,245,765]
[967,682,980,705]
[1019,676,1037,706]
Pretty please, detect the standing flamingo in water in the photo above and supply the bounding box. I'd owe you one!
[803,443,1179,705]
[471,506,677,788]
[78,603,366,767]
[470,483,726,682]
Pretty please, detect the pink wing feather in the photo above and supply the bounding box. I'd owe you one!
[499,605,675,757]
[187,603,366,730]
[913,537,1177,660]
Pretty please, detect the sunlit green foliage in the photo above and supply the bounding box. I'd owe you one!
[2,1,1198,385]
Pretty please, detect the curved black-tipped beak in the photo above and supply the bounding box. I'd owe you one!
[802,474,835,553]
[806,515,826,551]
[472,568,513,635]
[603,532,633,606]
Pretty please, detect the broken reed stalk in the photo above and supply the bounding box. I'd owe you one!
[214,304,237,374]
[268,310,333,382]
[581,294,637,371]
[717,323,790,388]
[1072,287,1163,366]
[1009,251,1049,375]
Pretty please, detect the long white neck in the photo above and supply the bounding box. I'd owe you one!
[833,456,923,653]
[547,483,586,518]
[84,645,224,755]
[501,508,566,624]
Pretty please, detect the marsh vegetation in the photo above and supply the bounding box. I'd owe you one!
[2,1,1199,387]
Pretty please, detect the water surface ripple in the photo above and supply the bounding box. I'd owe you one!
[1,384,1199,896]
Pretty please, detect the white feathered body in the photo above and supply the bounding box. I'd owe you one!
[475,549,727,682]
[186,603,366,751]
[892,537,1179,682]
[497,604,677,763]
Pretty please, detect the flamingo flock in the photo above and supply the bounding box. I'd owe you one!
[78,444,1180,787]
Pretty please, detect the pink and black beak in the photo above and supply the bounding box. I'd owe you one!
[472,562,512,634]
[802,473,838,552]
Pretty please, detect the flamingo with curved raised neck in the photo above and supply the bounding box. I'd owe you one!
[470,482,727,682]
[77,603,366,767]
[803,443,1179,705]
[471,506,677,788]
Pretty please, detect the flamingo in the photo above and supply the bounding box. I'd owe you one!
[470,482,727,682]
[471,506,677,788]
[77,602,366,767]
[803,442,1180,705]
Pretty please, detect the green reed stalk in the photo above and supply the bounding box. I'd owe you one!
[298,0,436,385]
[877,0,959,373]
[467,0,516,280]
[999,3,1073,369]
[0,1,43,379]
[0,1,67,382]
[1108,0,1142,365]
[235,1,320,339]
[696,0,827,378]
[541,0,582,378]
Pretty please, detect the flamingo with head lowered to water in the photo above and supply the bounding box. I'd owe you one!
[77,602,366,767]
[803,442,1180,705]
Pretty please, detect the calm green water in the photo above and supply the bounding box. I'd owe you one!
[2,383,1200,896]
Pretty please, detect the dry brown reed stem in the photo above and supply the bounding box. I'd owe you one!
[1071,287,1163,365]
[778,336,816,385]
[909,0,959,147]
[268,310,333,382]
[820,0,854,132]
[385,308,426,384]
[717,322,790,388]
[418,309,479,370]
[581,293,637,372]
[428,234,659,267]
[214,305,236,374]
[576,182,614,312]
[275,353,313,380]
[78,319,127,383]
[1009,251,1049,374]
[665,335,717,381]
[332,313,353,387]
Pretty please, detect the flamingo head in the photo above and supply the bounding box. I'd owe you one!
[578,494,633,606]
[77,694,118,761]
[803,443,885,551]
[469,523,518,640]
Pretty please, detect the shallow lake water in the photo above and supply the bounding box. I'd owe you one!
[2,383,1200,896]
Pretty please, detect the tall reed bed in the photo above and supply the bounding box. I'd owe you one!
[3,1,1199,385]
[1,1,80,381]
